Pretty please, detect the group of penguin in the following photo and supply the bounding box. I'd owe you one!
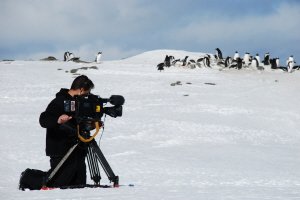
[63,51,102,63]
[157,48,299,73]
[157,54,211,71]
[63,51,76,61]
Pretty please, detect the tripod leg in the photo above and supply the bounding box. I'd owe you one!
[86,145,101,184]
[45,143,78,185]
[90,140,119,186]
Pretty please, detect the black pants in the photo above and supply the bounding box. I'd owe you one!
[47,145,87,187]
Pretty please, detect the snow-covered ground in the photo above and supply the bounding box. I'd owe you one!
[1,50,300,199]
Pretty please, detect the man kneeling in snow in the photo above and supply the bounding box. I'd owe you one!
[19,75,95,190]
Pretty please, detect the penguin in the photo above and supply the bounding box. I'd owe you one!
[243,52,251,67]
[285,55,296,71]
[276,57,287,71]
[64,51,69,61]
[276,58,280,68]
[168,55,175,66]
[203,56,211,67]
[216,59,225,66]
[224,56,232,68]
[233,51,239,60]
[157,62,165,71]
[187,59,196,69]
[189,59,196,63]
[288,55,294,63]
[172,59,180,66]
[196,58,204,67]
[237,58,243,70]
[173,56,188,67]
[255,53,261,64]
[164,55,172,67]
[229,60,237,69]
[96,52,102,63]
[197,58,203,63]
[182,56,189,66]
[287,61,294,73]
[263,52,270,65]
[251,57,257,69]
[215,48,223,60]
[253,57,259,69]
[270,58,277,69]
[285,55,292,66]
[252,57,264,70]
[228,57,242,69]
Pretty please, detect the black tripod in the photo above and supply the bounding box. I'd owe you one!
[45,123,119,188]
[86,139,119,186]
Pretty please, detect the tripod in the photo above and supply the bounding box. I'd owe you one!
[86,139,119,186]
[45,122,119,188]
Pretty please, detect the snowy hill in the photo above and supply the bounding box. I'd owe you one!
[1,50,300,200]
[122,49,210,64]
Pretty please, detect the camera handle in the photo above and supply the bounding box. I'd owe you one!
[77,122,101,143]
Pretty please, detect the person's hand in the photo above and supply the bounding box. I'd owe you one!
[57,114,72,124]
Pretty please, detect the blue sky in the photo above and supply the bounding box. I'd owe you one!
[0,0,299,62]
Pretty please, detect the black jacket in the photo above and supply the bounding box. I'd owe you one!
[39,89,77,156]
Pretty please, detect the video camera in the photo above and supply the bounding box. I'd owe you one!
[64,94,125,125]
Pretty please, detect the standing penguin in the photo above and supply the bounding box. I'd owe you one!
[276,58,280,68]
[251,57,258,69]
[182,56,189,66]
[64,51,70,61]
[287,55,294,65]
[270,58,277,69]
[243,52,251,67]
[224,56,232,68]
[237,58,243,70]
[252,57,264,70]
[233,51,239,60]
[96,52,102,63]
[215,48,223,60]
[263,52,270,65]
[203,56,211,67]
[287,61,294,73]
[157,63,164,71]
[285,55,295,72]
[287,56,294,72]
[255,53,261,64]
[164,55,172,67]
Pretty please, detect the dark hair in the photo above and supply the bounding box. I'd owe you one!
[70,75,94,91]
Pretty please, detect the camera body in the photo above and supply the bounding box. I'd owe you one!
[64,94,125,124]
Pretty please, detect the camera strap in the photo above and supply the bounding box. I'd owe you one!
[77,122,102,143]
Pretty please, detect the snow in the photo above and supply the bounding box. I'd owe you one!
[1,49,300,199]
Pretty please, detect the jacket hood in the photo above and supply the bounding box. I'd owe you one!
[56,88,72,98]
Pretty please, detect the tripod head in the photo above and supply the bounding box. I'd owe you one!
[76,121,103,143]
